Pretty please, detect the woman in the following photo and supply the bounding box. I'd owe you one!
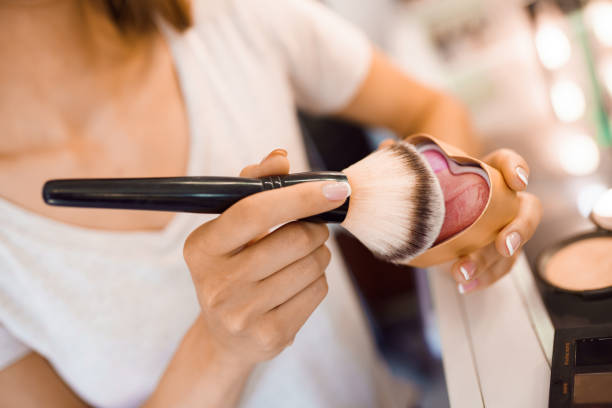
[0,1,541,407]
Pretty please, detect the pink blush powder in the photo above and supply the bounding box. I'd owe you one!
[422,150,490,243]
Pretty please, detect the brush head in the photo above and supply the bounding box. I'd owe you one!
[341,141,445,264]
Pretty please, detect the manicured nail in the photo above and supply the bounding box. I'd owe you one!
[516,166,529,187]
[458,279,480,295]
[270,148,287,157]
[260,149,288,163]
[322,182,351,201]
[459,261,477,281]
[505,232,522,257]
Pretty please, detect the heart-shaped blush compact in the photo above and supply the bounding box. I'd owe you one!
[404,134,520,268]
[418,143,490,244]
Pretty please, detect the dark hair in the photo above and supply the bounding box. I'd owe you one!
[101,0,193,34]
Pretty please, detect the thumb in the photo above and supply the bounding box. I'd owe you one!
[239,149,291,245]
[240,149,290,178]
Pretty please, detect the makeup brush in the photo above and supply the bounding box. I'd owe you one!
[43,141,445,263]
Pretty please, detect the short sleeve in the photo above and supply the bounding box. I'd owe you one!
[0,324,30,370]
[233,0,373,114]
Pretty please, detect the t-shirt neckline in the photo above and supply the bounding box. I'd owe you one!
[0,25,198,242]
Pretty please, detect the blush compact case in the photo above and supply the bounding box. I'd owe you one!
[403,134,520,268]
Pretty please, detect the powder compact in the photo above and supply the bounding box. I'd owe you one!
[534,189,612,407]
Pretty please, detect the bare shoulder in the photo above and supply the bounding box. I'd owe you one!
[0,352,87,408]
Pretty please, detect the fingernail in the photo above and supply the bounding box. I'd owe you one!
[459,261,477,281]
[322,182,351,201]
[260,149,288,163]
[505,232,522,257]
[270,148,287,157]
[458,279,480,295]
[516,166,529,187]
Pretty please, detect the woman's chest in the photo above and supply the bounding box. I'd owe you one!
[0,55,191,231]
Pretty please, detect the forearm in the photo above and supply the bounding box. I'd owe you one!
[410,93,482,157]
[143,315,254,408]
[337,49,482,156]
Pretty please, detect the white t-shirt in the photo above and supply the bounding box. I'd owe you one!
[0,1,406,407]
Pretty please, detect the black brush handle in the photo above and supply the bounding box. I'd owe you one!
[42,172,349,223]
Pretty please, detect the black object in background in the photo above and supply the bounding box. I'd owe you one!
[298,112,373,172]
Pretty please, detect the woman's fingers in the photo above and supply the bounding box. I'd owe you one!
[458,254,519,294]
[237,222,329,281]
[483,148,530,191]
[494,192,542,257]
[451,244,497,284]
[240,149,290,178]
[239,149,291,245]
[188,147,348,256]
[451,243,516,294]
[199,180,348,255]
[265,274,329,343]
[225,273,329,359]
[209,244,330,335]
[183,148,339,364]
[476,254,519,289]
[243,244,331,317]
[449,193,541,294]
[377,138,396,150]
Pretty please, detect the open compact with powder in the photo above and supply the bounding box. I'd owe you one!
[539,233,612,297]
[533,189,612,408]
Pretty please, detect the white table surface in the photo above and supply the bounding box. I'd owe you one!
[429,254,553,408]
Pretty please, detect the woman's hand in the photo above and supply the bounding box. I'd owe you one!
[183,149,350,366]
[378,139,541,293]
[147,150,350,408]
[450,149,541,294]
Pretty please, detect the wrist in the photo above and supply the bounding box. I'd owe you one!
[144,315,255,408]
[189,315,256,375]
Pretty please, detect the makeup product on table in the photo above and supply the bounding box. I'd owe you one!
[533,190,612,408]
[43,140,445,264]
[403,134,520,267]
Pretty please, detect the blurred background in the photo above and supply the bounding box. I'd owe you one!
[299,0,612,406]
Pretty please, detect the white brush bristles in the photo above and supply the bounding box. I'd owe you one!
[341,141,445,264]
